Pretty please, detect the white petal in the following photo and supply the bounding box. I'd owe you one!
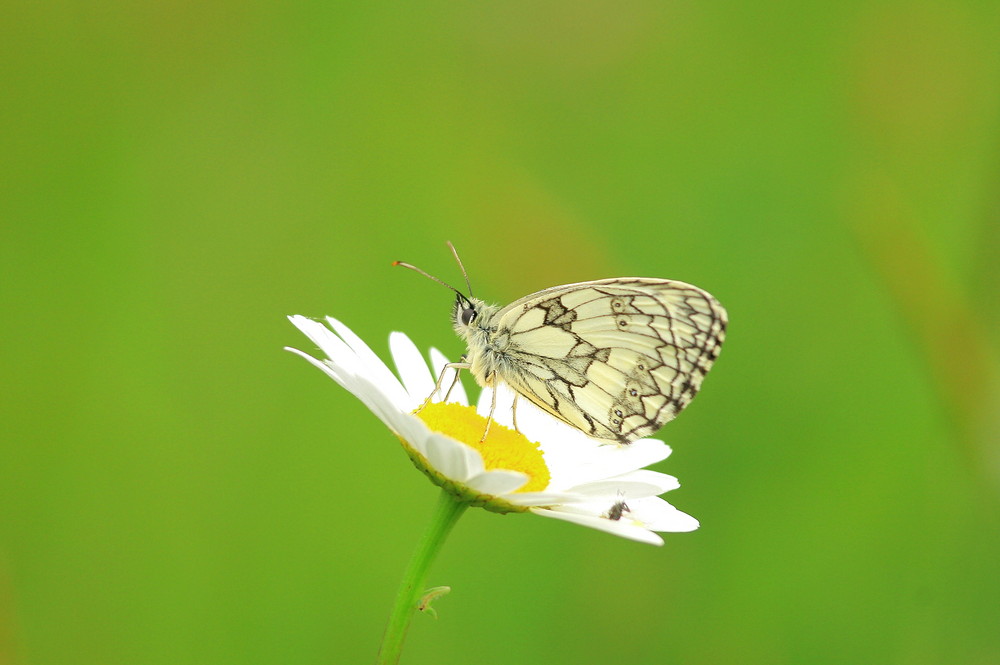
[288,347,399,424]
[628,496,700,532]
[503,491,587,507]
[389,332,435,408]
[465,469,529,495]
[285,346,348,388]
[325,317,409,407]
[290,316,413,412]
[422,434,482,482]
[509,392,604,451]
[565,469,680,499]
[531,507,664,545]
[556,439,673,489]
[333,366,404,418]
[288,317,362,375]
[429,348,469,406]
[388,412,435,456]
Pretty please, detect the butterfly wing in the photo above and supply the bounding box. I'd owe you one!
[491,278,727,444]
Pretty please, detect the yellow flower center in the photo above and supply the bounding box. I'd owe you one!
[411,402,551,506]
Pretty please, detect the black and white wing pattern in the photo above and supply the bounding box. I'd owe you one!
[491,278,727,444]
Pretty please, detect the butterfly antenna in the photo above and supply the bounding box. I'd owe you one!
[392,260,468,299]
[446,241,474,297]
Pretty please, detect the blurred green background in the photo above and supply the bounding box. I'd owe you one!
[2,2,999,664]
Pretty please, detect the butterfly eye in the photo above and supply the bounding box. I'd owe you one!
[460,307,477,326]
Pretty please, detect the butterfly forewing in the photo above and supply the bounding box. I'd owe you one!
[493,278,727,444]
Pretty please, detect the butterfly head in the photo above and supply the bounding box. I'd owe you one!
[453,295,499,339]
[454,294,477,328]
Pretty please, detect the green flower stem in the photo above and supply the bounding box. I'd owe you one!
[376,490,467,665]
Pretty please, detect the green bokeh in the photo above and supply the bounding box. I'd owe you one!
[3,3,999,664]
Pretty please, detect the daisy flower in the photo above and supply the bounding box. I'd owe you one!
[285,315,698,545]
[286,314,701,664]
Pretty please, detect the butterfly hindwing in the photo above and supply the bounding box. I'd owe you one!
[491,279,727,444]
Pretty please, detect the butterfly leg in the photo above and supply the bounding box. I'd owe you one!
[442,366,464,403]
[480,384,497,442]
[419,360,471,411]
[511,394,520,433]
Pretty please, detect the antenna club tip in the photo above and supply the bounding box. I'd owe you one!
[391,260,402,267]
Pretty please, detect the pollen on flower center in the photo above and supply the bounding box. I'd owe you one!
[415,402,550,493]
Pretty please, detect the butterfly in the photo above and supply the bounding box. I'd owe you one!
[395,243,727,445]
